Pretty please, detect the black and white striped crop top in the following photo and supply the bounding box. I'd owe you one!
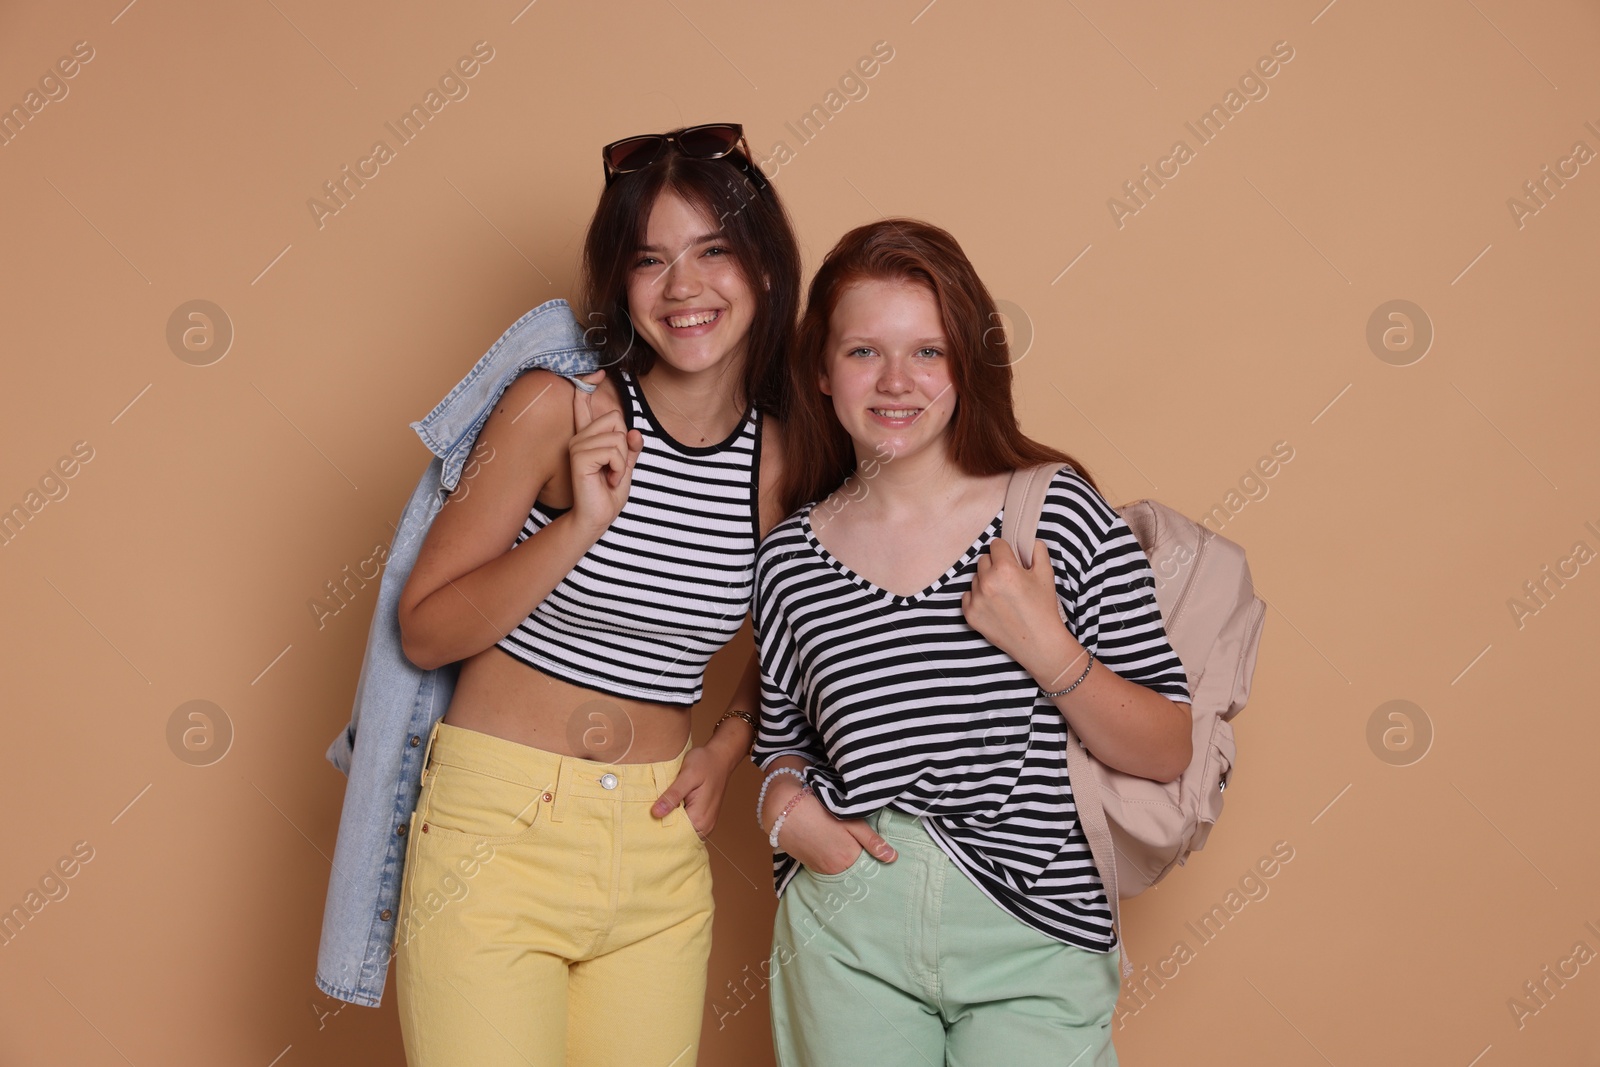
[495,369,761,706]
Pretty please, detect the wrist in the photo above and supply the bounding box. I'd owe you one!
[768,785,813,849]
[1033,636,1089,693]
[560,506,611,543]
[1026,630,1084,690]
[759,775,805,833]
[707,711,754,772]
[542,507,609,552]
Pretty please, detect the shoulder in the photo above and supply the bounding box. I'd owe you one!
[756,508,811,569]
[758,507,810,551]
[483,369,621,443]
[1040,465,1119,535]
[488,369,577,435]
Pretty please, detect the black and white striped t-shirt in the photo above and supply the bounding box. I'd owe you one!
[752,467,1190,951]
[495,369,760,705]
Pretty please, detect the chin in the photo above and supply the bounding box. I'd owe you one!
[654,348,733,375]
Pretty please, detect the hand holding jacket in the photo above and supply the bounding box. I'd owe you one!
[567,369,643,536]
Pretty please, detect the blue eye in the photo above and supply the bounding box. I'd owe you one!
[917,347,943,359]
[848,346,875,358]
[635,255,661,268]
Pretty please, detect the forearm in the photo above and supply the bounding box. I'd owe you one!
[400,511,602,669]
[1027,631,1192,782]
[702,653,761,776]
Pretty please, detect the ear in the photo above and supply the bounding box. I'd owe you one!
[818,368,832,396]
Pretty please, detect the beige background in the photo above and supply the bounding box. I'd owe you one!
[2,0,1597,1063]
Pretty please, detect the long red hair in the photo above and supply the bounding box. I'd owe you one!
[781,218,1100,514]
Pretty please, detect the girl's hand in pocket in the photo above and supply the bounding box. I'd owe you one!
[768,786,896,875]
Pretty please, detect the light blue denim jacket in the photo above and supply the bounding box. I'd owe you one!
[315,299,600,1007]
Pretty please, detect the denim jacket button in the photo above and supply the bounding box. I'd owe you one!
[396,824,407,836]
[409,735,421,747]
[380,909,393,921]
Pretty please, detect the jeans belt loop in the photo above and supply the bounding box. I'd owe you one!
[549,754,580,824]
[419,719,443,785]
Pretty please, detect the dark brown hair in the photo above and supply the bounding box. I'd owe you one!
[781,218,1100,514]
[579,128,801,416]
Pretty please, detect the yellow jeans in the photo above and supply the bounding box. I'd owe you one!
[395,721,714,1066]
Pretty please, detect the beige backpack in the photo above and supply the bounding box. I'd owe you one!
[1002,464,1266,972]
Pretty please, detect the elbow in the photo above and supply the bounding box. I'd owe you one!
[398,611,445,672]
[399,632,436,672]
[1158,701,1194,783]
[1157,741,1192,784]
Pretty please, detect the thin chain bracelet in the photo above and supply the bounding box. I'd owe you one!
[714,709,756,753]
[1042,652,1095,699]
[768,786,813,849]
[756,766,807,830]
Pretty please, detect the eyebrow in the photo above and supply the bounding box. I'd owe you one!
[637,232,725,253]
[838,336,948,346]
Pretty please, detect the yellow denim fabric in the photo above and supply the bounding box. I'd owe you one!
[396,721,713,1066]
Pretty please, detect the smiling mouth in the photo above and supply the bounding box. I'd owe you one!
[665,310,721,329]
[871,407,922,419]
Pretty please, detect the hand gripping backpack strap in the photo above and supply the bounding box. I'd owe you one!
[1003,464,1133,979]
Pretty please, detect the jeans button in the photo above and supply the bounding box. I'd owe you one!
[600,773,618,790]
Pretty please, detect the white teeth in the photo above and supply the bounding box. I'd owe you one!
[873,408,918,418]
[667,310,719,328]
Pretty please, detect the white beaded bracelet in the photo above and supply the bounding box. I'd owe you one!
[756,766,807,830]
[769,787,812,849]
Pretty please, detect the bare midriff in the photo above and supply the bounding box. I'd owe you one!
[441,642,693,763]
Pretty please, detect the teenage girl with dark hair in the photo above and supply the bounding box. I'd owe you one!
[753,219,1194,1065]
[390,125,831,1066]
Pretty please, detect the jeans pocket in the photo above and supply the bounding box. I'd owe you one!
[804,845,870,882]
[670,805,709,852]
[416,762,548,846]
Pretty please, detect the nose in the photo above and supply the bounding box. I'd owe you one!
[877,352,914,395]
[660,251,703,300]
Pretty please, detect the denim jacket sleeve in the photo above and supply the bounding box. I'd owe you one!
[315,299,599,1007]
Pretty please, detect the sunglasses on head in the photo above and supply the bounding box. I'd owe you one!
[601,122,770,192]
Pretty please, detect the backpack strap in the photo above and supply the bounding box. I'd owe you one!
[1000,463,1061,565]
[1002,463,1133,978]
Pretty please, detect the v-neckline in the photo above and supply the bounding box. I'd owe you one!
[800,502,1003,606]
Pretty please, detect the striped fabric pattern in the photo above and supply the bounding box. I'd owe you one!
[495,370,760,705]
[752,466,1190,951]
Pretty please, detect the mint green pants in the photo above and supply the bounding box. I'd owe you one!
[769,806,1120,1066]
